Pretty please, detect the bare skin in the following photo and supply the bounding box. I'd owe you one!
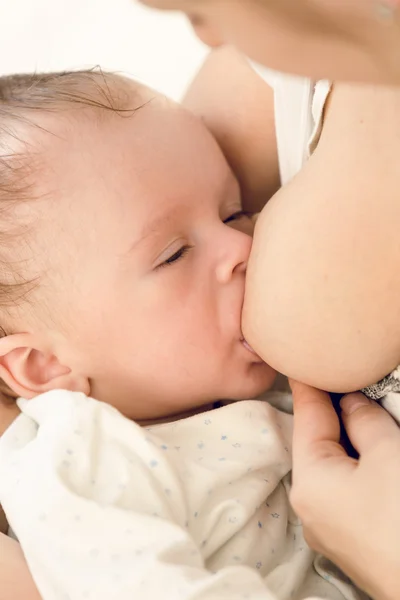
[182,46,280,212]
[0,535,42,600]
[244,82,400,392]
[141,0,400,84]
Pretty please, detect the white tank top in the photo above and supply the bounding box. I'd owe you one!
[250,62,331,185]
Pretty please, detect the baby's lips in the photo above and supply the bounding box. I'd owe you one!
[240,335,263,360]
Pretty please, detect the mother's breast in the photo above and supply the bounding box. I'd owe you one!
[243,83,400,393]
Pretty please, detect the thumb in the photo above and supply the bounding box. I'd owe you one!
[341,393,400,456]
[290,380,345,468]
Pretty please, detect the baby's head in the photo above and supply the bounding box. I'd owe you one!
[0,70,275,421]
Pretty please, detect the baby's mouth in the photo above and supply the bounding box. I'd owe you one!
[240,336,262,359]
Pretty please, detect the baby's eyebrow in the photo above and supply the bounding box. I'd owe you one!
[125,206,183,255]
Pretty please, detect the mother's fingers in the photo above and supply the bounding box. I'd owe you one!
[290,380,346,469]
[341,393,400,457]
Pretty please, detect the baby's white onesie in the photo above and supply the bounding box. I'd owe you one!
[0,391,368,600]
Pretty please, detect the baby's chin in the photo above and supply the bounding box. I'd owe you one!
[228,363,277,400]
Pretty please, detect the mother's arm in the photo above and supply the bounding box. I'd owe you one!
[0,399,41,600]
[0,533,42,600]
[183,46,280,213]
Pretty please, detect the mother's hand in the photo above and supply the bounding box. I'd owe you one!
[290,381,400,600]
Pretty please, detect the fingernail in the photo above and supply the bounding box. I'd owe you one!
[340,393,372,416]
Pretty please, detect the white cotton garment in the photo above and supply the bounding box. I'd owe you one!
[0,390,368,600]
[250,62,331,185]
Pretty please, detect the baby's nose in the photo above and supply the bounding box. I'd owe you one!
[216,231,252,284]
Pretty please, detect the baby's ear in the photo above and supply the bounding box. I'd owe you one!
[0,333,90,399]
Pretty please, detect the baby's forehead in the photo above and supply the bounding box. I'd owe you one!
[21,71,230,231]
[0,72,158,247]
[23,74,158,186]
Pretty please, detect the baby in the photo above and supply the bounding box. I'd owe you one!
[0,71,365,600]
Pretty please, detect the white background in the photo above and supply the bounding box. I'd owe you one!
[0,0,208,100]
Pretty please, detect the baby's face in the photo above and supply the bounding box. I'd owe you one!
[28,80,275,420]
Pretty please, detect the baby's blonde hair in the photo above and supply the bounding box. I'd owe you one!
[0,69,141,314]
[0,69,143,400]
